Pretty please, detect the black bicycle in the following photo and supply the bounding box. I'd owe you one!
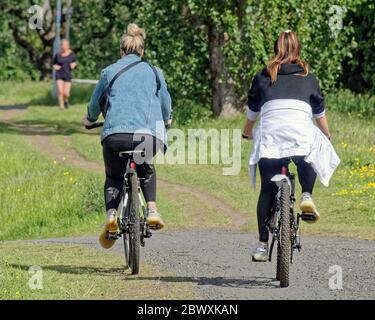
[86,122,152,275]
[267,162,307,288]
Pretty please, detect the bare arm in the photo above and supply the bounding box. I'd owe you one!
[70,62,77,70]
[315,115,331,140]
[52,54,61,70]
[242,118,256,139]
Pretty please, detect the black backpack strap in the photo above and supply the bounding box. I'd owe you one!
[106,59,160,96]
[144,61,161,96]
[108,60,143,89]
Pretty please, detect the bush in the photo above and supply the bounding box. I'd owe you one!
[326,89,375,118]
[173,101,213,126]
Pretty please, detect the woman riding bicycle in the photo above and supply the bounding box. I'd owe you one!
[243,31,340,262]
[82,23,172,249]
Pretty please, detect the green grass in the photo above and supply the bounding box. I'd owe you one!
[0,125,104,240]
[0,242,195,300]
[0,80,93,106]
[1,81,375,240]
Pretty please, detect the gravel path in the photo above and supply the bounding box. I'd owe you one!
[28,231,375,300]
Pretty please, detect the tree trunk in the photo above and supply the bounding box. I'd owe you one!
[207,18,238,117]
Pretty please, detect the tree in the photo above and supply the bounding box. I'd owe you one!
[136,0,357,116]
[0,0,120,80]
[0,0,368,116]
[181,1,241,117]
[1,0,56,79]
[340,0,375,93]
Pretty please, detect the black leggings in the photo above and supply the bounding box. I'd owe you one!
[102,133,162,211]
[257,156,317,242]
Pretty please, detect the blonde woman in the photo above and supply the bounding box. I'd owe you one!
[243,31,340,262]
[82,24,172,249]
[53,39,76,110]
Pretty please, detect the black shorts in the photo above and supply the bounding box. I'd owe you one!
[55,73,72,82]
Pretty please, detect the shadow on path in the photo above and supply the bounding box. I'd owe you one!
[0,104,29,111]
[9,263,125,277]
[0,118,98,137]
[9,263,278,289]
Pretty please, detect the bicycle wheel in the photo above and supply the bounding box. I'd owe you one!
[128,172,141,275]
[123,231,130,269]
[118,196,130,269]
[276,242,281,281]
[277,181,291,288]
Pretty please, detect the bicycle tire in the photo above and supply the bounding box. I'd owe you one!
[277,181,291,288]
[276,241,281,281]
[128,172,141,275]
[123,231,130,269]
[119,196,130,269]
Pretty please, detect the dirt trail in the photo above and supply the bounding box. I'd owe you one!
[0,104,28,120]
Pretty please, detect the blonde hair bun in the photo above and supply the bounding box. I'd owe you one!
[120,23,146,56]
[127,23,146,39]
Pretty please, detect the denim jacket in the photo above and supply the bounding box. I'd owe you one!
[87,54,172,147]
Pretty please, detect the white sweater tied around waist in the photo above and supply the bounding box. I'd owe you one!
[248,99,340,188]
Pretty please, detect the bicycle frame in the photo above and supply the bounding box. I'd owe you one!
[118,152,152,245]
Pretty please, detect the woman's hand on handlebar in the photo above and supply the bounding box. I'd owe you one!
[242,133,253,140]
[81,115,94,127]
[164,119,172,129]
[82,115,104,130]
[242,118,255,140]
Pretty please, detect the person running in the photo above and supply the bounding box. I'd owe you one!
[82,23,172,249]
[243,31,340,262]
[53,39,76,110]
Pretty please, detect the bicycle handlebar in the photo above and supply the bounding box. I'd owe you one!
[85,122,172,130]
[85,122,104,130]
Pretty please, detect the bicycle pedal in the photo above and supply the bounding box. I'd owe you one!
[300,213,316,221]
[252,257,268,263]
[107,232,119,240]
[143,229,153,238]
[149,225,161,230]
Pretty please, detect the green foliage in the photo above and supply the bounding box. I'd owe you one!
[341,0,375,93]
[219,0,356,97]
[173,101,213,126]
[70,0,131,79]
[135,0,211,108]
[326,89,375,118]
[0,0,373,112]
[0,14,38,80]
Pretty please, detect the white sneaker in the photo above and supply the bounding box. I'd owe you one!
[300,192,320,223]
[147,208,165,230]
[252,242,269,262]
